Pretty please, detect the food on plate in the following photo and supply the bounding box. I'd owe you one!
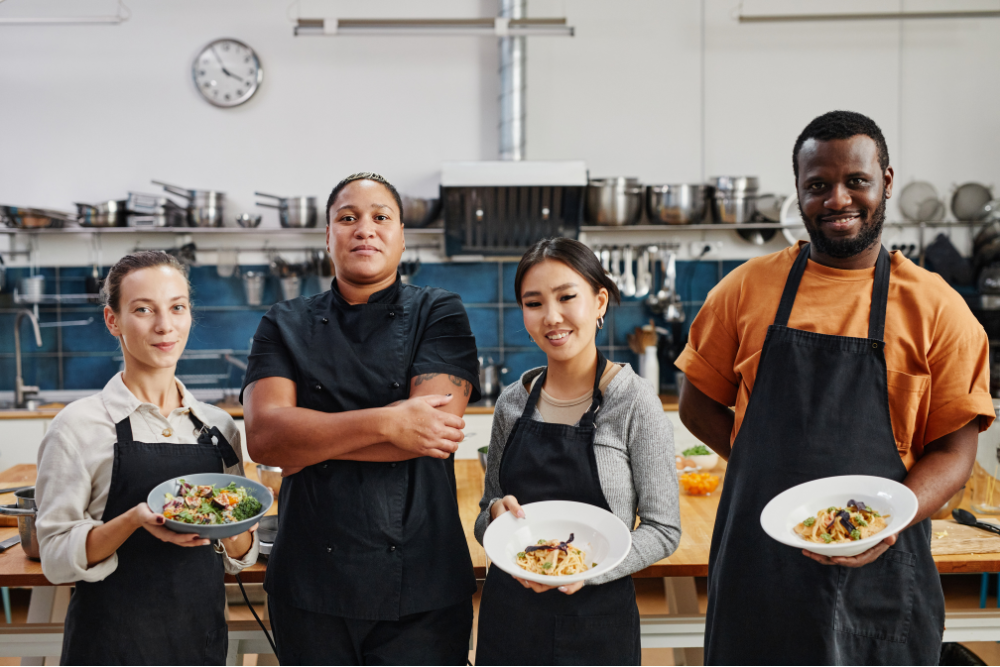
[679,472,720,495]
[794,499,889,543]
[162,479,263,525]
[681,445,712,457]
[516,533,592,576]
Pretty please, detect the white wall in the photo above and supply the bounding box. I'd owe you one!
[1,0,998,245]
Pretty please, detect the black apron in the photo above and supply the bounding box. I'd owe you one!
[704,244,944,665]
[475,350,642,666]
[61,412,241,666]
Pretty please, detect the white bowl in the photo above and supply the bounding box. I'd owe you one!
[759,475,918,558]
[687,453,719,470]
[483,500,632,585]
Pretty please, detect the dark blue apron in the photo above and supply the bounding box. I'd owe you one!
[475,350,641,666]
[704,244,944,665]
[61,412,240,665]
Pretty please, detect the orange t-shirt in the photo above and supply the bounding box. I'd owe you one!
[675,242,995,469]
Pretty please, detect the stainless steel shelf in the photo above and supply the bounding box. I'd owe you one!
[580,220,985,233]
[0,226,444,236]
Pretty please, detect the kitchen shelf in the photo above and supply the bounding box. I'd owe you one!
[580,220,987,233]
[0,226,444,237]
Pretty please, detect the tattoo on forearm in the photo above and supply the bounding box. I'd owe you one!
[413,373,472,398]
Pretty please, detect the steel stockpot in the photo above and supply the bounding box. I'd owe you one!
[75,200,128,227]
[646,184,711,225]
[152,180,226,227]
[255,192,318,228]
[710,176,759,224]
[586,177,644,226]
[0,487,40,560]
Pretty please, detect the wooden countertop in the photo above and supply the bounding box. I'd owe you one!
[0,395,681,420]
[6,458,988,587]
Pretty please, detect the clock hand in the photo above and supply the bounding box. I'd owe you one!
[211,47,247,84]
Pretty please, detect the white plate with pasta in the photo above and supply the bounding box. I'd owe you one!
[760,475,918,557]
[483,500,632,585]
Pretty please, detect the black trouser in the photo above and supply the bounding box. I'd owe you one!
[268,594,472,666]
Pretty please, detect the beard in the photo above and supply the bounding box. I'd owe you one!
[798,193,886,259]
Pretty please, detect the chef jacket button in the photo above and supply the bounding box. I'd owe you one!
[388,311,395,318]
[322,463,328,469]
[315,384,322,391]
[389,545,396,552]
[162,429,173,437]
[392,382,400,389]
[390,463,397,468]
[326,547,332,553]
[321,317,329,324]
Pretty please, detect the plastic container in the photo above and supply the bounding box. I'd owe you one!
[971,405,1000,514]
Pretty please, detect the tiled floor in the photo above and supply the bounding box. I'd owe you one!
[3,576,1000,665]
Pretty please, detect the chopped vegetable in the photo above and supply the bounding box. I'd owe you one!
[679,472,720,496]
[542,562,552,569]
[803,517,816,527]
[821,533,833,543]
[681,445,712,457]
[850,529,861,541]
[517,551,526,558]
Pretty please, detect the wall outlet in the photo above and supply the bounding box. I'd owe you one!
[689,241,723,259]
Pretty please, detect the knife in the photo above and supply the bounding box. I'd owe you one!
[952,509,1000,536]
[0,534,21,553]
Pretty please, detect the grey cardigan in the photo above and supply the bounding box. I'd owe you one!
[474,363,681,585]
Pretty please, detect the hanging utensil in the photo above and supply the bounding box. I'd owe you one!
[610,247,622,289]
[621,245,636,298]
[635,247,651,298]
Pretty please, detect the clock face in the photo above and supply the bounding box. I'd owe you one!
[192,38,262,108]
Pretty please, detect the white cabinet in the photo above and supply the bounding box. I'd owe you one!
[458,413,494,460]
[0,419,50,472]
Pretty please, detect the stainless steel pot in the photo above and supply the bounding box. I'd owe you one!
[709,176,760,224]
[0,487,40,560]
[152,180,226,227]
[646,185,711,225]
[75,200,128,227]
[586,178,644,226]
[255,192,318,228]
[401,196,442,228]
[0,205,72,229]
[478,356,500,399]
[257,465,282,503]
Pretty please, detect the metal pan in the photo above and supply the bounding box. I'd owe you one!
[255,192,318,228]
[0,487,40,560]
[75,200,128,227]
[0,205,72,229]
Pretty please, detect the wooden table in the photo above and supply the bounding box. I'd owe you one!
[7,460,1000,662]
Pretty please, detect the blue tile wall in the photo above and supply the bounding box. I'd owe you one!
[0,259,744,393]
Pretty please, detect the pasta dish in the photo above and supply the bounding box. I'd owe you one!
[516,533,592,576]
[795,499,889,544]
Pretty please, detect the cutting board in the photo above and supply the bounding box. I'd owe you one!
[930,519,1000,556]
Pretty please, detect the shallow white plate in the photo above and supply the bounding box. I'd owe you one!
[483,500,632,585]
[760,475,918,557]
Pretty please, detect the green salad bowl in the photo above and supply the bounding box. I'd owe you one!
[146,473,273,540]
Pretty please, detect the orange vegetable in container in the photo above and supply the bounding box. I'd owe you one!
[679,472,720,496]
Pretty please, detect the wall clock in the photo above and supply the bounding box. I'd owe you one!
[192,38,262,108]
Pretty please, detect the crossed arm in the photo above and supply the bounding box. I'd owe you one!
[243,372,472,467]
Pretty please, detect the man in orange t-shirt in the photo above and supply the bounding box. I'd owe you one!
[677,110,994,664]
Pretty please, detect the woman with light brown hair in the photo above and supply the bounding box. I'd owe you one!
[35,250,258,665]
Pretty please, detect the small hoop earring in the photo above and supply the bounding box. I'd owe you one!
[597,316,605,330]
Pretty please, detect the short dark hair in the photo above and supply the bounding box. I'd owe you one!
[514,237,621,307]
[792,110,890,180]
[102,250,190,313]
[325,172,404,224]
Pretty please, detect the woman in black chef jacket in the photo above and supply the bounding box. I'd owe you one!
[474,238,681,665]
[35,251,259,665]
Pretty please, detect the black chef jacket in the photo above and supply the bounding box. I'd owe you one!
[241,277,481,621]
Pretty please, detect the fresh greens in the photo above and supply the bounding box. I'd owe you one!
[681,445,712,457]
[163,480,262,525]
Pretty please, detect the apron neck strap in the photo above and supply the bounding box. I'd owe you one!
[773,243,892,340]
[521,348,610,425]
[115,417,134,445]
